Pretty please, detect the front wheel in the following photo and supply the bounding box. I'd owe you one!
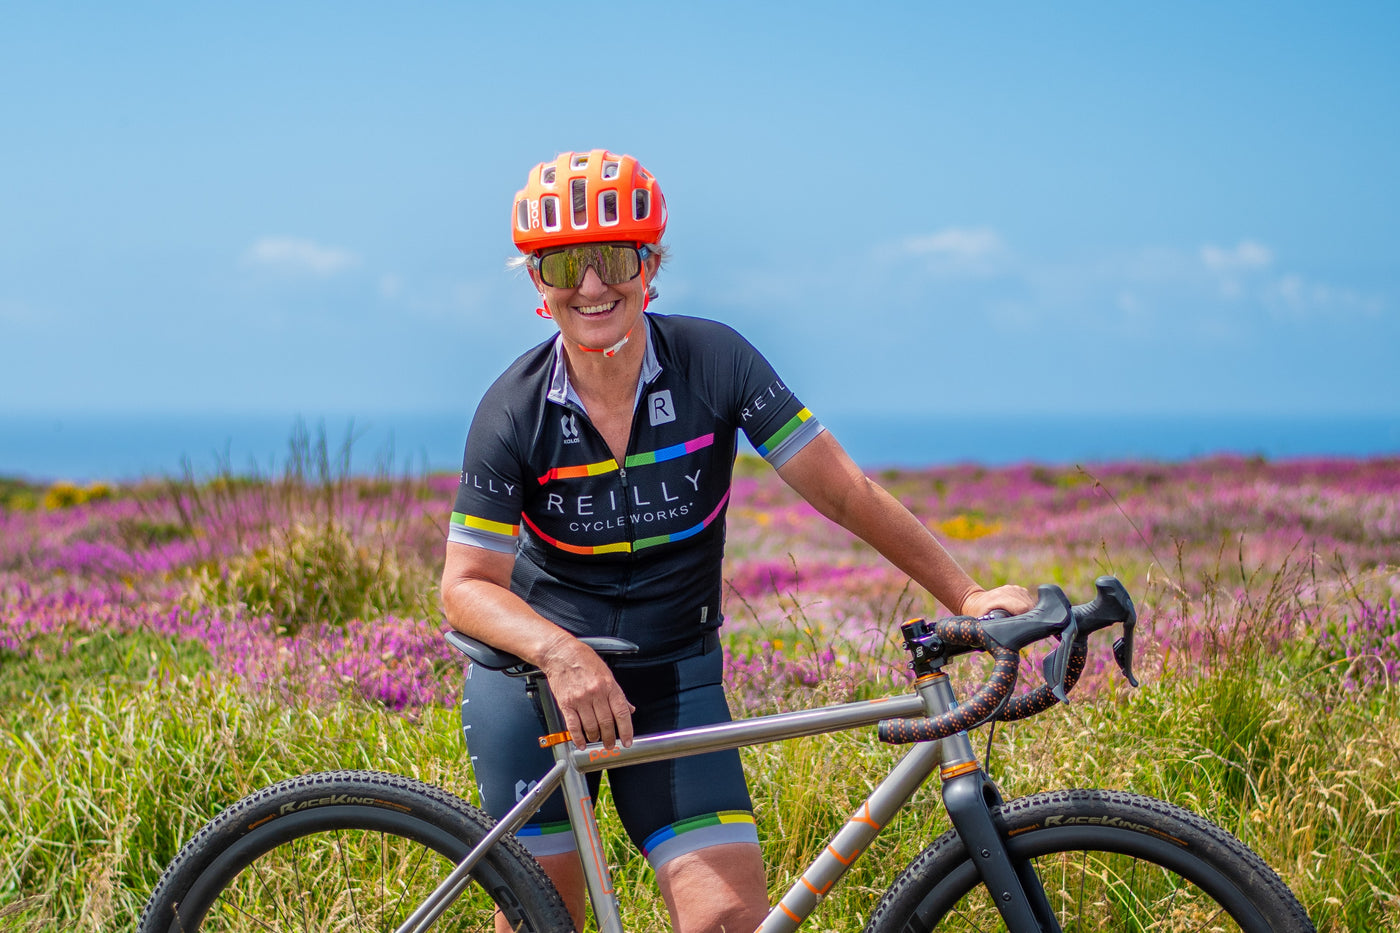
[866,789,1314,932]
[139,770,574,933]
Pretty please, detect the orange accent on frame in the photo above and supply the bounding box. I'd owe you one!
[850,802,882,830]
[941,761,981,780]
[582,798,614,895]
[779,903,801,923]
[826,843,856,866]
[914,672,949,686]
[538,731,572,748]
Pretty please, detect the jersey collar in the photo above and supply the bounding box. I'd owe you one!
[547,314,662,415]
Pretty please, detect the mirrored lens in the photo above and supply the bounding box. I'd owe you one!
[538,245,641,288]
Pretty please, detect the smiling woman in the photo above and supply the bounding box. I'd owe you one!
[440,148,1035,932]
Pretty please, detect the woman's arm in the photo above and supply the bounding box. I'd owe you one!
[774,431,1034,617]
[441,542,634,749]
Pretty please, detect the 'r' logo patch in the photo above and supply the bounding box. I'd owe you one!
[648,390,676,426]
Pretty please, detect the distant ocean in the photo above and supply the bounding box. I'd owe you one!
[2,411,1398,483]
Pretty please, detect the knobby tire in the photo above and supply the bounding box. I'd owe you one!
[865,789,1314,933]
[138,770,574,933]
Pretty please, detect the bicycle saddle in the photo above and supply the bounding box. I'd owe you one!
[444,629,640,672]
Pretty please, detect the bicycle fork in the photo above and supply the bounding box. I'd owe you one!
[926,672,1062,933]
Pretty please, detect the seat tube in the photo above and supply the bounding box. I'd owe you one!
[533,678,626,933]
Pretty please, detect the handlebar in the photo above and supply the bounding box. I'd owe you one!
[877,576,1137,745]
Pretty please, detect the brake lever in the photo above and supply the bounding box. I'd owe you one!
[1072,575,1139,688]
[1040,614,1081,704]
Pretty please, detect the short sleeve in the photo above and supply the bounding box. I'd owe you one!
[449,398,527,554]
[705,320,824,468]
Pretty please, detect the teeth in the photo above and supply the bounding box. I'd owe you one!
[576,302,616,316]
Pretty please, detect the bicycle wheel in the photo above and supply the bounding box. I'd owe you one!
[866,789,1314,933]
[139,770,574,933]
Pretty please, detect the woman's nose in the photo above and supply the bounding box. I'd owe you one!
[576,265,608,296]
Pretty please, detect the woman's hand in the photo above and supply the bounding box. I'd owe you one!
[538,633,636,750]
[958,584,1036,618]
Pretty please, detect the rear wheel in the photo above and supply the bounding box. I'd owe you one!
[866,789,1314,932]
[139,770,574,933]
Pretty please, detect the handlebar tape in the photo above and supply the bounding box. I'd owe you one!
[877,645,1019,744]
[1000,639,1088,721]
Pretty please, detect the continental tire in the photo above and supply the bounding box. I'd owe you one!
[139,770,574,933]
[866,789,1314,932]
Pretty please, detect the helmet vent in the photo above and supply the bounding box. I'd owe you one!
[599,191,619,226]
[515,200,530,232]
[541,196,560,231]
[570,179,588,228]
[570,154,589,170]
[633,189,650,221]
[541,166,556,186]
[601,160,620,180]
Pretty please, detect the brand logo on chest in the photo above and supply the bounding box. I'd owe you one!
[561,412,581,444]
[647,389,676,426]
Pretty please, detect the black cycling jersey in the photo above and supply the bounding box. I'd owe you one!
[450,313,824,659]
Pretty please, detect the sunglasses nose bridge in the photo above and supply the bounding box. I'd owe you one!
[574,262,609,292]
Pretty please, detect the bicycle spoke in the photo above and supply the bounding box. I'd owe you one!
[290,835,311,932]
[331,828,368,933]
[389,834,434,928]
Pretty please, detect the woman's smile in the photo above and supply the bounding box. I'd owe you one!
[573,300,619,317]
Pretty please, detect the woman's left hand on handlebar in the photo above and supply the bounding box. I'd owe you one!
[959,585,1036,618]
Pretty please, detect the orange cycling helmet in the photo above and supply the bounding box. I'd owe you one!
[512,150,667,252]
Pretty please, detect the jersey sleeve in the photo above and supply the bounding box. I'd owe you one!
[702,320,824,468]
[449,391,527,554]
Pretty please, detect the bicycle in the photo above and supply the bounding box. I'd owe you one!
[139,576,1316,932]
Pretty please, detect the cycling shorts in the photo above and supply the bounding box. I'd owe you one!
[460,639,758,868]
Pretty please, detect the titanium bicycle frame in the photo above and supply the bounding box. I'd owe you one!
[394,667,1057,933]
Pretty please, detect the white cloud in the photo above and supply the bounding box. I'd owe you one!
[902,227,1005,262]
[896,226,1008,279]
[244,237,358,276]
[0,298,40,325]
[1201,240,1273,272]
[1265,273,1384,317]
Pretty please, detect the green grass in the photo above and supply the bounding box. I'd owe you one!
[0,628,212,708]
[2,633,1397,931]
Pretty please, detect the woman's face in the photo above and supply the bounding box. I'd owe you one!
[530,243,659,356]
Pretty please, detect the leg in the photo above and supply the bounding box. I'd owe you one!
[656,842,768,933]
[498,851,587,933]
[464,664,596,931]
[611,645,767,931]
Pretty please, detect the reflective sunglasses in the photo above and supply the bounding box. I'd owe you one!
[531,244,651,289]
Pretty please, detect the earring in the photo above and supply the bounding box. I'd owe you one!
[535,296,553,319]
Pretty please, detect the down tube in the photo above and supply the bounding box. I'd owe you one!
[760,739,944,933]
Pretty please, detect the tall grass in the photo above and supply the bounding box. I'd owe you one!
[1,453,1397,930]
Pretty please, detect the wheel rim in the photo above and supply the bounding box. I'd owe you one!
[934,848,1254,931]
[168,808,513,932]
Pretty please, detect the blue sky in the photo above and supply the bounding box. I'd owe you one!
[3,1,1397,424]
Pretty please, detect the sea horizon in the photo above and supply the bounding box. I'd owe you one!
[2,409,1398,484]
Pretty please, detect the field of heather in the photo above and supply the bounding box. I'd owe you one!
[1,451,1398,930]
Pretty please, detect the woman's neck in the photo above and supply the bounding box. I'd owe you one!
[562,325,648,411]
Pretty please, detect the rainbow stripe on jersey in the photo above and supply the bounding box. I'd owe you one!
[536,433,715,485]
[755,408,815,460]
